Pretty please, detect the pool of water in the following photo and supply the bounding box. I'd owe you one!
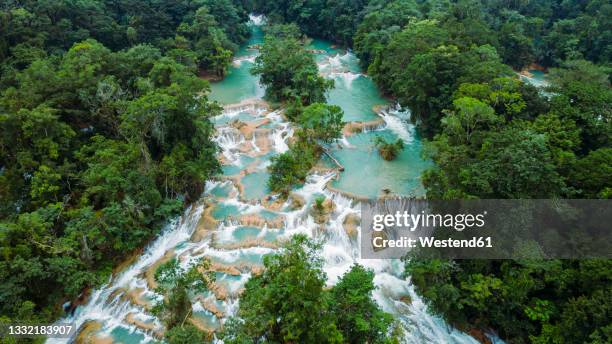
[221,155,256,176]
[109,326,148,344]
[214,273,250,295]
[192,310,221,330]
[221,164,242,176]
[211,202,243,220]
[212,111,258,126]
[309,38,340,56]
[209,25,265,104]
[223,226,260,242]
[209,60,264,104]
[519,69,548,89]
[207,182,233,199]
[327,76,386,122]
[329,130,430,198]
[258,209,279,220]
[241,171,270,200]
[216,225,280,244]
[208,247,270,265]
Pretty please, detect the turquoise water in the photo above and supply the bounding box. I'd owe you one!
[208,60,263,104]
[227,226,260,242]
[258,209,279,220]
[241,171,270,200]
[212,111,257,126]
[207,182,233,198]
[519,69,548,89]
[209,25,265,104]
[210,250,265,265]
[214,272,243,285]
[329,130,430,198]
[222,164,242,176]
[222,155,256,176]
[218,226,280,243]
[529,70,545,80]
[211,202,242,220]
[327,76,386,122]
[309,38,340,56]
[209,18,429,199]
[110,327,147,343]
[192,310,221,330]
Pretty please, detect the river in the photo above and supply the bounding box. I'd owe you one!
[48,15,501,344]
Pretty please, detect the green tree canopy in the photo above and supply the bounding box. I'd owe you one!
[297,103,345,143]
[221,235,394,344]
[251,26,333,104]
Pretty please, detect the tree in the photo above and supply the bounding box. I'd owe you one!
[373,136,405,161]
[498,21,534,69]
[153,258,213,330]
[441,97,500,145]
[547,60,612,152]
[166,324,207,344]
[368,20,510,136]
[251,27,333,104]
[177,6,238,75]
[329,265,394,344]
[354,0,421,67]
[198,0,250,44]
[570,148,612,198]
[221,236,394,344]
[0,20,224,324]
[221,235,343,343]
[452,127,565,198]
[298,103,345,143]
[267,134,319,194]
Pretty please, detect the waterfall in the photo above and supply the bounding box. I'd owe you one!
[271,123,292,153]
[248,14,265,26]
[48,114,487,342]
[46,205,204,343]
[250,134,260,153]
[214,127,245,165]
[232,55,256,67]
[46,15,505,344]
[378,104,414,143]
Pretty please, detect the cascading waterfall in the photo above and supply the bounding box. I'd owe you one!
[250,134,260,153]
[46,205,205,343]
[318,52,363,88]
[47,14,505,344]
[378,104,415,143]
[271,123,292,153]
[248,14,265,26]
[231,55,256,67]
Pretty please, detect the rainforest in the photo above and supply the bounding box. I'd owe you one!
[0,1,610,344]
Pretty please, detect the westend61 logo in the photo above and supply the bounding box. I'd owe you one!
[361,199,612,259]
[372,210,487,232]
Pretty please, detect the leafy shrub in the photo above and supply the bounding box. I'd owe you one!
[373,136,405,161]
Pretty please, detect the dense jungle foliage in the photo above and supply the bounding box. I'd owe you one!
[0,0,252,327]
[251,0,611,343]
[0,1,610,343]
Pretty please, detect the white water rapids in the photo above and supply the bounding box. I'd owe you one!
[47,15,504,344]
